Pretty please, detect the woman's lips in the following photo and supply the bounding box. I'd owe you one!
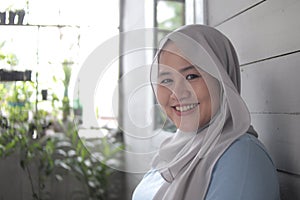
[172,103,199,116]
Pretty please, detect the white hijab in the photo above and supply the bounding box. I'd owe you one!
[150,24,254,199]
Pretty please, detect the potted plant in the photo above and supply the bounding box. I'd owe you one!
[0,2,8,24]
[0,11,5,24]
[5,0,26,25]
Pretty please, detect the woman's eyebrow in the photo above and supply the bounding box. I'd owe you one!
[180,65,196,73]
[158,71,170,77]
[158,65,198,77]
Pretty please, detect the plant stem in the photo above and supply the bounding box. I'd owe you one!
[26,165,39,200]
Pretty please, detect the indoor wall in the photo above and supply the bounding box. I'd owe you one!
[205,0,300,199]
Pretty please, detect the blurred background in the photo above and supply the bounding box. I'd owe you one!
[0,0,299,199]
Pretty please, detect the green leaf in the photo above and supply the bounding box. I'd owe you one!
[55,160,71,171]
[56,149,67,157]
[71,131,78,145]
[55,174,63,182]
[67,149,76,157]
[5,139,16,151]
[88,180,96,188]
[48,156,54,169]
[81,148,87,160]
[0,54,5,60]
[45,140,54,154]
[52,76,57,83]
[102,138,111,157]
[29,142,42,152]
[0,144,5,151]
[76,141,82,154]
[56,141,72,148]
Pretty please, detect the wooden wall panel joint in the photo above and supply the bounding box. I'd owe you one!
[240,49,300,67]
[214,0,266,27]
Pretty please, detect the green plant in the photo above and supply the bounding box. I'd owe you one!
[61,59,73,121]
[0,41,19,67]
[54,124,124,200]
[5,52,19,66]
[0,78,54,199]
[0,110,58,200]
[1,83,123,199]
[0,82,34,128]
[0,50,123,199]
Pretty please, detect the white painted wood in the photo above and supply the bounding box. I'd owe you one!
[186,0,196,24]
[207,0,262,26]
[195,0,204,24]
[251,114,300,175]
[241,52,300,113]
[240,51,300,175]
[206,0,300,197]
[217,0,300,65]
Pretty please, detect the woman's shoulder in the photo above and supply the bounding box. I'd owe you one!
[216,133,277,178]
[224,133,274,163]
[206,133,280,199]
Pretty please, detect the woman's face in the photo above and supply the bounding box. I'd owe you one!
[157,43,220,132]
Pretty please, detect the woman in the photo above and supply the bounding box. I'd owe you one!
[132,25,280,200]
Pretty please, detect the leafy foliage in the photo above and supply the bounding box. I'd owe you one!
[0,80,123,199]
[0,41,19,67]
[54,124,123,200]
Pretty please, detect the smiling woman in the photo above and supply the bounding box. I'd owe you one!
[157,42,220,132]
[132,24,280,200]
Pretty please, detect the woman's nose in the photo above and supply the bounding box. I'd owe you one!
[170,80,191,101]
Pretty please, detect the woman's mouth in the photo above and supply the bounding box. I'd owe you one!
[172,103,199,113]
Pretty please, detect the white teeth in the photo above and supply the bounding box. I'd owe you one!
[175,104,198,112]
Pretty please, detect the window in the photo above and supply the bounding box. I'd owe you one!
[0,1,119,136]
[154,0,185,132]
[156,0,185,30]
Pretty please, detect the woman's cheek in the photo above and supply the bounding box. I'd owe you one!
[157,86,170,107]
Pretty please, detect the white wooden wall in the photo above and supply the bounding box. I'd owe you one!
[205,0,300,199]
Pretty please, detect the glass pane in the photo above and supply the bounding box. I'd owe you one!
[157,1,184,30]
[0,26,38,70]
[0,0,120,131]
[28,0,61,25]
[38,27,61,63]
[155,0,185,132]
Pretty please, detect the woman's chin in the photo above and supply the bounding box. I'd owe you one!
[177,123,199,133]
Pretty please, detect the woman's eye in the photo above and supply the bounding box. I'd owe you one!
[186,74,200,80]
[160,79,173,84]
